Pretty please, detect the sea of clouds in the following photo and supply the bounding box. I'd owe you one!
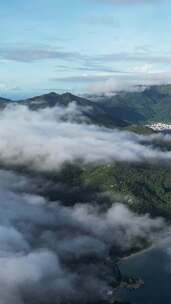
[0,103,170,171]
[0,169,165,304]
[0,102,169,303]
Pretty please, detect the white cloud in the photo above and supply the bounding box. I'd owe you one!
[0,103,170,171]
[0,102,168,303]
[0,168,165,303]
[88,70,171,94]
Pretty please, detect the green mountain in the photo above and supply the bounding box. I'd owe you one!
[21,85,171,125]
[99,84,171,124]
[1,84,171,127]
[81,162,171,219]
[13,159,171,220]
[20,92,129,128]
[48,158,170,219]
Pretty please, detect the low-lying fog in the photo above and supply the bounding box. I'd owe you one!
[0,102,170,303]
[0,103,171,171]
[0,169,166,304]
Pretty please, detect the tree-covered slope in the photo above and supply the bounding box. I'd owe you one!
[81,162,171,218]
[100,85,171,124]
[17,159,170,221]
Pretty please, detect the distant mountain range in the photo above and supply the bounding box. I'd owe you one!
[1,84,171,127]
[0,92,128,128]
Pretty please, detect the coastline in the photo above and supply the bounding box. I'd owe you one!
[120,245,154,263]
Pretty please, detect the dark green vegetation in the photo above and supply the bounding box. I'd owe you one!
[82,162,171,219]
[99,85,171,124]
[12,159,171,221]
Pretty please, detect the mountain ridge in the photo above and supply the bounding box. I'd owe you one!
[0,91,128,128]
[0,84,171,126]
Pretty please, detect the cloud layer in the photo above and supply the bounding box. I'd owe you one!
[0,103,170,171]
[0,168,164,303]
[0,102,168,303]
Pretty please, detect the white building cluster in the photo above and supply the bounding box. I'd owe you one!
[147,123,171,131]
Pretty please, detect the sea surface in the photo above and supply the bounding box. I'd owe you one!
[119,245,171,304]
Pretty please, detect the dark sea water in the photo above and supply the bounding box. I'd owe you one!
[119,246,171,304]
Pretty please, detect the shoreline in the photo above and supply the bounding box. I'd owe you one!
[120,245,154,263]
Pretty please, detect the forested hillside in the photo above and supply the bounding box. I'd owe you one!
[99,85,171,124]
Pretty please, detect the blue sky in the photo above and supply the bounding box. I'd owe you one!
[0,0,171,98]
